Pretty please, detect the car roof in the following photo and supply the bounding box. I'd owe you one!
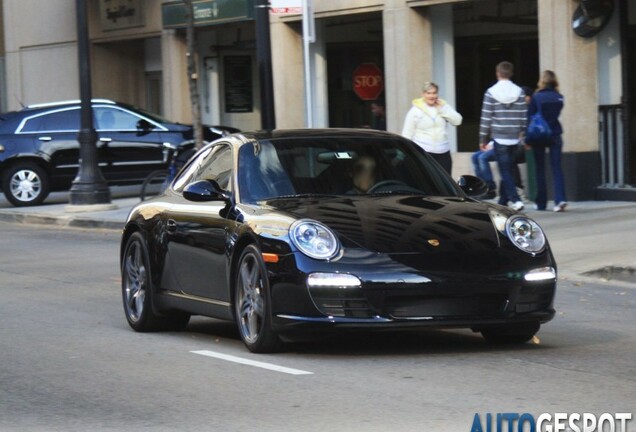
[23,99,117,110]
[236,128,403,143]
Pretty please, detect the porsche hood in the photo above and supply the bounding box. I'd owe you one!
[263,195,502,255]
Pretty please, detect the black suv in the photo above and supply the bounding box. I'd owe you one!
[0,99,238,206]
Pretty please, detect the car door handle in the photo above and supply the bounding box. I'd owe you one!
[38,136,52,141]
[166,219,177,233]
[99,137,112,142]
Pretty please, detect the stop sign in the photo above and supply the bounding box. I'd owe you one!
[352,63,384,101]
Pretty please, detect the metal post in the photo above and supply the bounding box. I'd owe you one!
[69,0,111,205]
[618,0,631,186]
[255,0,276,130]
[302,0,315,128]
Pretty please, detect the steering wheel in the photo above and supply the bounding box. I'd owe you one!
[367,179,410,193]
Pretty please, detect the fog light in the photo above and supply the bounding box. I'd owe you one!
[524,267,556,282]
[307,273,361,287]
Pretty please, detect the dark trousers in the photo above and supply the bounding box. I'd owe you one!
[494,142,521,205]
[430,151,452,176]
[533,135,566,209]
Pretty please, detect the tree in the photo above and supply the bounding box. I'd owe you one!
[184,0,204,149]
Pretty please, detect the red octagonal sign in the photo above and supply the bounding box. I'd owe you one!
[352,63,384,101]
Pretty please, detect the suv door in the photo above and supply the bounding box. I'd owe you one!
[94,105,168,183]
[17,107,105,187]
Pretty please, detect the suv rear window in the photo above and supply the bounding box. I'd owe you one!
[21,108,81,133]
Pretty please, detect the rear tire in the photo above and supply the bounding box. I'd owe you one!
[2,161,50,207]
[481,322,540,345]
[122,232,190,332]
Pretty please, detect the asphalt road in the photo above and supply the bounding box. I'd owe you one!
[1,223,634,431]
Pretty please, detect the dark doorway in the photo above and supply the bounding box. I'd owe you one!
[324,13,384,129]
[452,0,539,152]
[627,10,636,185]
[327,43,384,128]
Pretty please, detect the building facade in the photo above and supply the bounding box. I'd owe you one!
[2,0,634,201]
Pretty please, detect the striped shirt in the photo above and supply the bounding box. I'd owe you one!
[479,81,527,145]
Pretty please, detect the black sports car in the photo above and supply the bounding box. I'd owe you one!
[0,99,238,206]
[120,129,556,353]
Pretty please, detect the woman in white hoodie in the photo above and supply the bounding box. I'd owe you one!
[402,82,462,174]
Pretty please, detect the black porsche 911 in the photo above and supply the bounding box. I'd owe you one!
[120,129,556,353]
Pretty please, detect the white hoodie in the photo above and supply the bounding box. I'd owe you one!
[401,98,463,154]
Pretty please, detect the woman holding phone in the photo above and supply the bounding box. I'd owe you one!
[401,82,462,174]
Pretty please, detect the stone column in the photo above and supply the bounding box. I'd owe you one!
[161,29,191,124]
[383,1,433,134]
[537,0,600,200]
[538,0,598,153]
[270,19,305,128]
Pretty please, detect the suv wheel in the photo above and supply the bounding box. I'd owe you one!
[2,162,50,207]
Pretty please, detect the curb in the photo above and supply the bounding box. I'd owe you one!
[0,211,124,231]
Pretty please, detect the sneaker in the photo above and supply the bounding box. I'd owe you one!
[553,201,568,212]
[511,201,524,211]
[516,187,527,202]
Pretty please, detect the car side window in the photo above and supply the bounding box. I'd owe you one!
[196,145,233,190]
[172,147,213,193]
[94,107,144,131]
[21,108,81,133]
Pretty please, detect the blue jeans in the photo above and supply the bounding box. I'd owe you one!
[533,135,566,209]
[494,142,521,205]
[471,149,496,191]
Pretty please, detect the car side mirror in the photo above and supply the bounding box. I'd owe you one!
[183,180,231,203]
[457,175,489,198]
[136,119,154,132]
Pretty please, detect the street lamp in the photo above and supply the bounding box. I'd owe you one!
[255,0,276,130]
[69,0,111,206]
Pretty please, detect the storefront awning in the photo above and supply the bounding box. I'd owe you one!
[162,0,254,29]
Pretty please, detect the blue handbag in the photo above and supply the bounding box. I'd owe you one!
[526,101,552,144]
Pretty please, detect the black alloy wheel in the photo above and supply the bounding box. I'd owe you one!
[122,232,189,332]
[234,244,283,353]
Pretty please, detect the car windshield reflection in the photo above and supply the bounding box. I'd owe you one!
[237,137,461,204]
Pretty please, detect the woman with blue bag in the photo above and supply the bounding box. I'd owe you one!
[527,70,567,212]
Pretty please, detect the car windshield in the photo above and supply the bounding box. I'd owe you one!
[237,136,462,203]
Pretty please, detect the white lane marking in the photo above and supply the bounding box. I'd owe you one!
[190,350,314,375]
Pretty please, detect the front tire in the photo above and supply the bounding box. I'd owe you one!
[234,244,282,353]
[2,161,50,207]
[122,232,190,332]
[481,322,540,345]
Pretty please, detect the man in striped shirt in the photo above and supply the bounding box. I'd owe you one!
[479,61,527,211]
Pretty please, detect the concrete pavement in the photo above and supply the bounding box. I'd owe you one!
[0,193,634,285]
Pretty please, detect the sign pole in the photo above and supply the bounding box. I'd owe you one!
[302,0,315,128]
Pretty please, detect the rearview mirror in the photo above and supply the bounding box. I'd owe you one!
[183,180,231,203]
[457,175,489,198]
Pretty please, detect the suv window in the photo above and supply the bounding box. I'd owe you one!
[21,108,80,133]
[94,107,144,131]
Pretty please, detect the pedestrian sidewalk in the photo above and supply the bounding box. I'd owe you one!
[0,196,635,284]
[0,197,138,231]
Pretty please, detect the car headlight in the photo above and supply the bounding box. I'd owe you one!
[290,219,340,260]
[505,216,546,254]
